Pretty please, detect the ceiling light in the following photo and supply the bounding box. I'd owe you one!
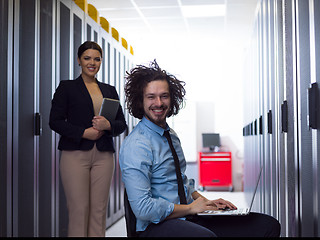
[181,4,226,18]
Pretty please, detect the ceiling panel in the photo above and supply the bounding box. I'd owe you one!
[109,19,148,31]
[227,0,257,5]
[134,0,180,7]
[187,17,225,30]
[140,7,183,18]
[147,17,186,29]
[99,9,140,19]
[180,0,225,6]
[88,0,133,9]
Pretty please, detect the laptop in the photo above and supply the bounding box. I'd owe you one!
[197,167,262,216]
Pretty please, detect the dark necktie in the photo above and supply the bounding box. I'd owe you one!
[163,130,187,204]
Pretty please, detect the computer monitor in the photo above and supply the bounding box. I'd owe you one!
[202,133,221,152]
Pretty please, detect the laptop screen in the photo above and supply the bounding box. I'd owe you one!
[248,167,263,211]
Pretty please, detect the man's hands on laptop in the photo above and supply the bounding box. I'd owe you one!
[189,197,237,215]
[211,198,237,210]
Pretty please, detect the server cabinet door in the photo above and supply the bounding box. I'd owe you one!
[12,0,38,236]
[261,0,272,216]
[72,2,84,79]
[295,0,314,237]
[283,0,299,237]
[56,0,71,236]
[309,0,320,236]
[0,0,13,237]
[38,0,56,237]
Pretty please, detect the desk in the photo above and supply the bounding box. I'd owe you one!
[198,152,233,191]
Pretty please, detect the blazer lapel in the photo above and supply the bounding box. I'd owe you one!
[97,80,110,98]
[75,75,95,115]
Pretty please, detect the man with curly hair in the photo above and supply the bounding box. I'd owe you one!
[119,60,280,237]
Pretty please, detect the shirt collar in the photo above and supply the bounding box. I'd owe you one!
[141,116,170,136]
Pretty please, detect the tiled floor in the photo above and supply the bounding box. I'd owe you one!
[105,216,127,237]
[105,190,248,237]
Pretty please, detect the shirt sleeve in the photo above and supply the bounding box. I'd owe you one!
[119,137,174,224]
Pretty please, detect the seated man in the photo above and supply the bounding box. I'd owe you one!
[119,60,280,237]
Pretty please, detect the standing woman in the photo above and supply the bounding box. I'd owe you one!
[49,41,127,237]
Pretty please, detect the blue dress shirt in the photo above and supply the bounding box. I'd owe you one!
[119,117,195,232]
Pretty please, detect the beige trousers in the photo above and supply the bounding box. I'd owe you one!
[60,145,114,237]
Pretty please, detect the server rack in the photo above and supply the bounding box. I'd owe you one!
[0,0,135,237]
[243,0,320,237]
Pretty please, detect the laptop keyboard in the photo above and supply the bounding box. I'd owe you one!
[203,208,249,215]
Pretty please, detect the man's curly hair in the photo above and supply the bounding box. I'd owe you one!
[124,60,186,119]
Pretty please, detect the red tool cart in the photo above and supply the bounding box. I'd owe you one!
[198,151,233,191]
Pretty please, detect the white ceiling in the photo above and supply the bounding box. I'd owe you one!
[87,0,259,52]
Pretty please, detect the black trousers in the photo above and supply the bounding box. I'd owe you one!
[138,212,281,237]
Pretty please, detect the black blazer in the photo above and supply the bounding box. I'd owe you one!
[49,75,127,152]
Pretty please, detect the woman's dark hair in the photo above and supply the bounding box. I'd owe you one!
[124,60,186,119]
[77,41,103,59]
